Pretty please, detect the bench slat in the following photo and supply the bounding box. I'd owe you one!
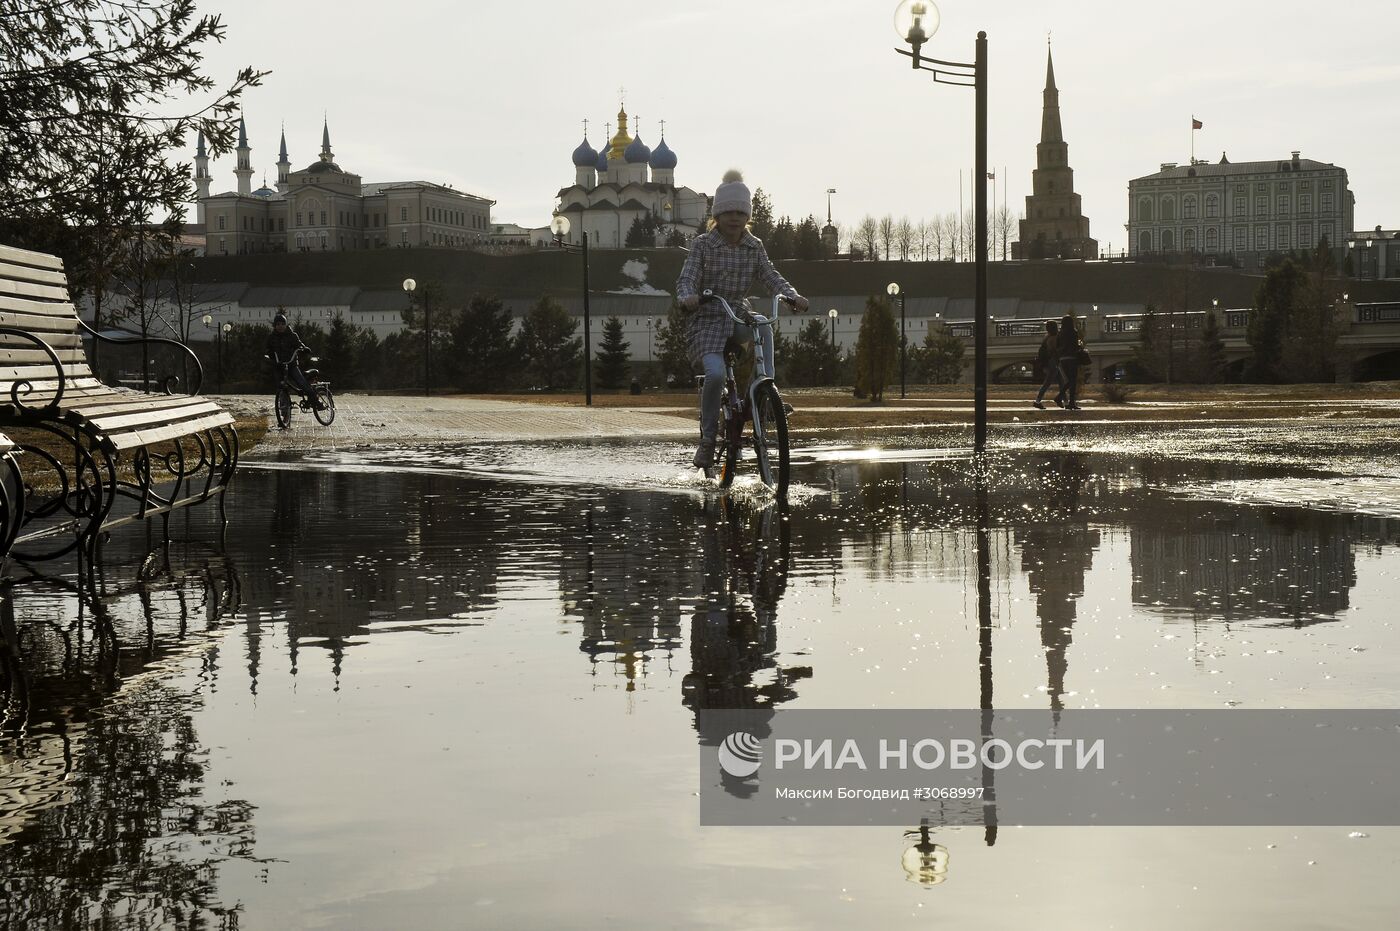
[0,244,65,271]
[67,393,222,419]
[0,293,79,316]
[116,412,235,450]
[0,278,72,303]
[0,347,90,366]
[0,259,68,288]
[87,400,226,432]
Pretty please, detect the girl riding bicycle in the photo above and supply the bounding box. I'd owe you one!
[676,170,809,469]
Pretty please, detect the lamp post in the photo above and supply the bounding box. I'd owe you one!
[401,277,431,396]
[893,0,988,451]
[828,308,839,350]
[551,215,593,405]
[887,281,907,398]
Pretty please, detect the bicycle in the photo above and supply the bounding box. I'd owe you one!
[269,349,336,429]
[695,291,794,499]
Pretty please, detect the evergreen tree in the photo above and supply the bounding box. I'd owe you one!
[1129,306,1167,381]
[853,296,899,402]
[516,297,582,390]
[1246,259,1339,382]
[655,305,693,388]
[795,215,824,260]
[1195,310,1228,383]
[452,295,518,392]
[786,317,842,386]
[625,214,660,248]
[596,316,631,388]
[916,322,966,384]
[323,314,380,388]
[768,216,796,260]
[750,188,775,242]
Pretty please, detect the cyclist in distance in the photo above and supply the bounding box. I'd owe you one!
[266,312,323,411]
[676,169,809,470]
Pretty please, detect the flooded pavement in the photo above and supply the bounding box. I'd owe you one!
[4,419,1400,929]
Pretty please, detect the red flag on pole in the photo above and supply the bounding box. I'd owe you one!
[1192,117,1203,130]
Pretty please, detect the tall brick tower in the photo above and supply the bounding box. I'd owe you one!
[1013,45,1097,260]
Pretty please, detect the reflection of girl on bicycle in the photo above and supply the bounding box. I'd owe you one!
[677,170,809,469]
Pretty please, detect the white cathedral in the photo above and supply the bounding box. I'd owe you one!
[553,106,709,248]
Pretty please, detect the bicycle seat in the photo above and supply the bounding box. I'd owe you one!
[303,368,320,379]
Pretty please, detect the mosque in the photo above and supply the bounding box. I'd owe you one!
[553,105,709,248]
[193,118,495,256]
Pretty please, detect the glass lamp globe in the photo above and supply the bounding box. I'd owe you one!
[887,282,901,296]
[402,278,416,293]
[828,308,839,319]
[893,0,940,45]
[202,314,213,327]
[552,215,571,237]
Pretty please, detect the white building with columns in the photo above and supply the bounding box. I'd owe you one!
[194,117,495,256]
[1128,150,1354,267]
[553,106,709,248]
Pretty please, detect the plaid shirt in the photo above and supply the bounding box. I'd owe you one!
[676,230,798,364]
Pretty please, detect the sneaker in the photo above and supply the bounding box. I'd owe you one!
[1054,396,1066,409]
[693,440,716,470]
[1032,400,1045,410]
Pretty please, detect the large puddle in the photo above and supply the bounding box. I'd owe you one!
[4,431,1400,928]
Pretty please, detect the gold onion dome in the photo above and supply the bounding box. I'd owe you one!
[608,107,632,161]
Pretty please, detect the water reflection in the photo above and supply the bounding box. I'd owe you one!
[0,543,256,929]
[2,447,1397,925]
[683,503,810,798]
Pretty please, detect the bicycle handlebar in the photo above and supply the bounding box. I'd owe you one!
[701,290,794,327]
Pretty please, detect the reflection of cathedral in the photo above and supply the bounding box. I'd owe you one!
[553,105,709,248]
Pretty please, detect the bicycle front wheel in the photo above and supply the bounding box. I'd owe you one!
[752,381,790,498]
[715,410,741,489]
[274,387,292,429]
[313,385,336,425]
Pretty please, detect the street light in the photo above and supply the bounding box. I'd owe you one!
[887,281,907,399]
[828,308,840,386]
[551,214,593,406]
[893,0,989,451]
[402,277,432,397]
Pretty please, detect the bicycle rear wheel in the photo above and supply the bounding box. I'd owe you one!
[752,381,790,498]
[274,387,292,429]
[313,385,336,425]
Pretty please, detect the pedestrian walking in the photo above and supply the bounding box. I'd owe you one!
[1054,315,1087,411]
[1032,319,1063,409]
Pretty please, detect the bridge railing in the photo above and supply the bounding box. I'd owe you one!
[1356,302,1400,324]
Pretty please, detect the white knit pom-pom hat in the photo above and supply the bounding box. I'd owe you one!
[712,169,752,216]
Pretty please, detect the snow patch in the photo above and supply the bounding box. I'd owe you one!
[609,258,671,297]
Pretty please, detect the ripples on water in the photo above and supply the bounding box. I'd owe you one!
[3,433,1400,928]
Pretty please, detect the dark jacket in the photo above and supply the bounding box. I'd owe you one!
[267,327,304,365]
[1056,325,1082,360]
[1036,337,1056,368]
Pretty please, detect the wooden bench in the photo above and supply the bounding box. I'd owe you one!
[0,243,238,562]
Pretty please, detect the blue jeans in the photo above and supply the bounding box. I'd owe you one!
[699,319,775,442]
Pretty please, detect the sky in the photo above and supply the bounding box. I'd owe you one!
[185,0,1400,248]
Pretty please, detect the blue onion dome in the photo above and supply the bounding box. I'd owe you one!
[572,137,598,167]
[624,134,651,164]
[595,146,609,172]
[252,184,276,198]
[649,137,677,170]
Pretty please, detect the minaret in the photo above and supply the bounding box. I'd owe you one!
[276,124,291,193]
[194,130,211,223]
[234,116,253,196]
[1013,44,1097,260]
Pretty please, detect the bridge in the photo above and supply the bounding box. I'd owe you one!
[934,300,1400,382]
